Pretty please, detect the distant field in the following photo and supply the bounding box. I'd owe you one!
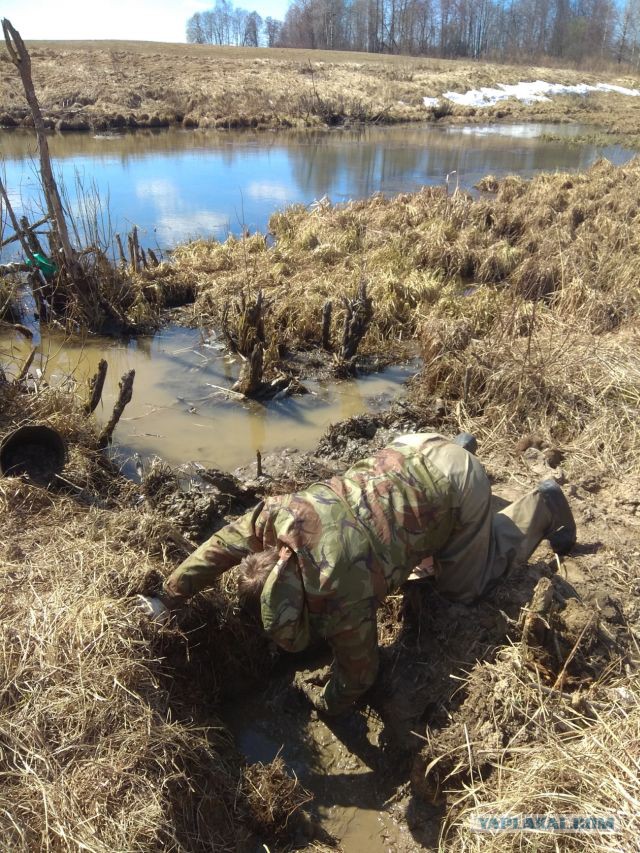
[1,41,640,136]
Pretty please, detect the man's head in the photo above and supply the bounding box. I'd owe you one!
[238,546,310,653]
[237,546,279,616]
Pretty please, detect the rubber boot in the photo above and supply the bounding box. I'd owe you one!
[453,432,478,455]
[537,479,577,555]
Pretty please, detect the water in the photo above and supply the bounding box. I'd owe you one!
[0,326,417,472]
[1,123,633,256]
[226,687,420,852]
[1,121,634,469]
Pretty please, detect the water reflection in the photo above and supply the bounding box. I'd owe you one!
[1,124,633,256]
[0,326,417,471]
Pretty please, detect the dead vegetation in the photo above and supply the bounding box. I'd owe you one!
[164,157,640,388]
[428,647,640,851]
[0,359,313,851]
[1,41,640,134]
[2,126,640,846]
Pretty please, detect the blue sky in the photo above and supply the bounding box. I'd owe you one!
[0,0,290,42]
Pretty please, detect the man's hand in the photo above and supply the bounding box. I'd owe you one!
[133,594,171,625]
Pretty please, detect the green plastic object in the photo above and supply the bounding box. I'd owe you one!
[25,252,58,279]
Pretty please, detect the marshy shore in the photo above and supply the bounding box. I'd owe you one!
[2,36,640,845]
[2,147,640,849]
[2,42,640,142]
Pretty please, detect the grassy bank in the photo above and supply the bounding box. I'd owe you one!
[1,42,640,134]
[165,157,640,385]
[2,150,640,849]
[0,373,314,851]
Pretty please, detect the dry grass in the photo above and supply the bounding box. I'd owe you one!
[165,157,640,387]
[2,42,640,131]
[0,363,311,851]
[416,311,640,477]
[439,648,640,851]
[241,757,313,839]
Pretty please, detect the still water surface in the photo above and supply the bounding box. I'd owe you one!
[0,327,417,472]
[2,122,633,253]
[1,122,634,473]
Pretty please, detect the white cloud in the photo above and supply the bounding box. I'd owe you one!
[134,178,179,203]
[246,180,290,202]
[132,177,229,242]
[155,211,230,243]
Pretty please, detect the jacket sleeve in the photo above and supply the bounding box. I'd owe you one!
[320,599,379,715]
[164,502,265,598]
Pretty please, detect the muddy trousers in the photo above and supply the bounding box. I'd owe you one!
[426,443,554,604]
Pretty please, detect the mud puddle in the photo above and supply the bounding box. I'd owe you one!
[225,682,420,852]
[0,326,418,472]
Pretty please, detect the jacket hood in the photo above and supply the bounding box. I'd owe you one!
[260,551,310,653]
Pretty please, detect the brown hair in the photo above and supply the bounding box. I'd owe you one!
[237,546,280,606]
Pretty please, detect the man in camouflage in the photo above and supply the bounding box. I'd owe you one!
[139,432,576,716]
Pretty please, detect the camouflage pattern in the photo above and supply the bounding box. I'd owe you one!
[164,433,456,715]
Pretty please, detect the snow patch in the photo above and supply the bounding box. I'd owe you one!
[429,80,640,109]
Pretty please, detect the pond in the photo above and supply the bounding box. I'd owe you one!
[2,122,634,255]
[1,122,635,472]
[0,326,418,472]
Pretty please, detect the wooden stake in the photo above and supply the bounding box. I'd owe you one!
[16,345,37,382]
[98,369,135,449]
[85,358,108,415]
[19,215,44,255]
[321,299,332,350]
[115,234,127,268]
[2,19,78,280]
[340,279,373,363]
[127,231,138,273]
[233,342,264,396]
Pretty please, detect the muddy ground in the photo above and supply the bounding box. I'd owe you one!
[137,400,640,851]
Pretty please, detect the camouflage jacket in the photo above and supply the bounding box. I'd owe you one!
[165,434,455,714]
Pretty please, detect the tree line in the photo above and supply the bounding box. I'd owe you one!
[186,1,282,47]
[187,0,640,67]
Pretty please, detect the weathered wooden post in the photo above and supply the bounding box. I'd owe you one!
[339,280,373,367]
[2,19,78,281]
[85,359,108,415]
[233,343,264,396]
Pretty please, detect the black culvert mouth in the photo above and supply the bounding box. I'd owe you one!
[0,424,67,485]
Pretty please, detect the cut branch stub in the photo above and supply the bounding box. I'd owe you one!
[98,369,135,449]
[222,289,271,358]
[233,343,264,397]
[321,300,332,350]
[85,358,108,415]
[337,280,373,372]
